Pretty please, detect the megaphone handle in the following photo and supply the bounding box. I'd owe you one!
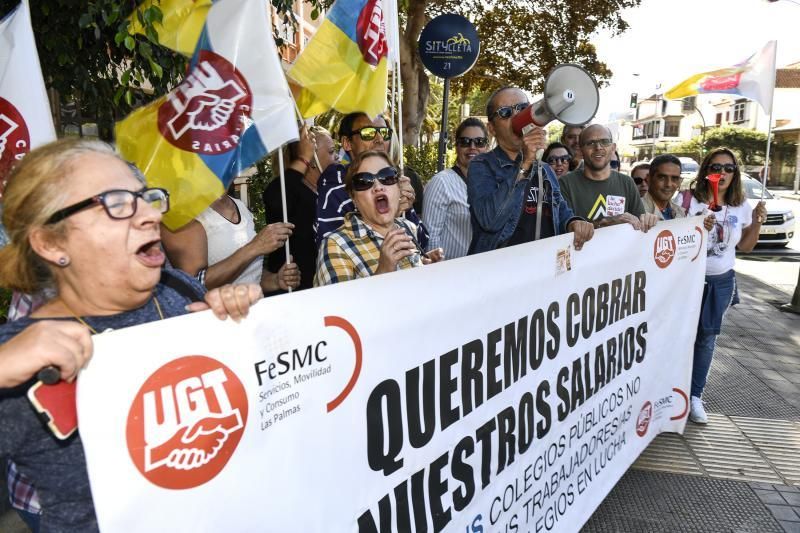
[535,152,544,241]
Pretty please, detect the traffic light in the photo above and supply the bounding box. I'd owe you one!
[629,93,638,109]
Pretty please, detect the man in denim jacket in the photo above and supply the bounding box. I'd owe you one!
[467,87,594,255]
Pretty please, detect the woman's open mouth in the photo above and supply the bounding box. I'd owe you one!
[136,239,165,268]
[374,194,391,215]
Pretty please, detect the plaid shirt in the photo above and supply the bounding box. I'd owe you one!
[7,460,41,513]
[6,292,45,516]
[314,212,422,285]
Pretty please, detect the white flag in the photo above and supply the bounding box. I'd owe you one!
[0,0,56,184]
[738,40,777,115]
[381,0,401,67]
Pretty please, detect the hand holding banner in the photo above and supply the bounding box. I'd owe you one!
[78,218,706,532]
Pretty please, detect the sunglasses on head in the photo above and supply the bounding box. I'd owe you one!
[456,136,488,148]
[490,102,529,120]
[546,155,571,165]
[708,163,737,174]
[351,166,399,191]
[352,126,392,142]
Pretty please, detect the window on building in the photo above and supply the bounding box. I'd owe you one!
[681,96,696,113]
[732,101,747,123]
[716,113,722,125]
[664,118,680,137]
[277,19,297,46]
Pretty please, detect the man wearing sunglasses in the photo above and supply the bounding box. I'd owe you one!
[467,86,594,254]
[315,112,427,249]
[559,125,658,232]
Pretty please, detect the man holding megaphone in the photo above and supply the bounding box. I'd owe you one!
[467,86,594,255]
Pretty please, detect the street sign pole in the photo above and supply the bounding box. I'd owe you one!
[437,78,450,172]
[418,14,480,174]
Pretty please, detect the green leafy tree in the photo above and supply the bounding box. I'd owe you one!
[400,0,641,145]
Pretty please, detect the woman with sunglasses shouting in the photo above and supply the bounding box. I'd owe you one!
[0,139,262,530]
[423,117,490,260]
[315,151,441,285]
[685,147,766,425]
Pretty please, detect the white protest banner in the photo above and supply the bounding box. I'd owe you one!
[0,0,56,184]
[78,217,706,532]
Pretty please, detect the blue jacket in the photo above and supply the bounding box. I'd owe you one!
[467,146,579,254]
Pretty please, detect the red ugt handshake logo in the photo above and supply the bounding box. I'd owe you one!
[127,356,248,489]
[157,51,253,156]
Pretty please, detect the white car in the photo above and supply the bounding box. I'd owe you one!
[678,157,699,180]
[743,177,795,246]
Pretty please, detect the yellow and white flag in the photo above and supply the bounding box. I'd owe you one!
[665,41,777,114]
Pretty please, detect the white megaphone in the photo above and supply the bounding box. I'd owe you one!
[511,64,600,137]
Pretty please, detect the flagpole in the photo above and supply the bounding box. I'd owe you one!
[277,148,292,293]
[395,61,405,174]
[761,42,778,201]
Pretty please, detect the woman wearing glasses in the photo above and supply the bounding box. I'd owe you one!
[423,117,489,260]
[315,151,439,285]
[542,142,573,178]
[0,139,261,530]
[685,147,766,425]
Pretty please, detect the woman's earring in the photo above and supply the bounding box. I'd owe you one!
[57,256,69,267]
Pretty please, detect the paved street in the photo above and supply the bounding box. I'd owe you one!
[584,195,800,532]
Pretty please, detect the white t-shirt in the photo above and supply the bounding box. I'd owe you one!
[196,197,263,285]
[688,197,752,275]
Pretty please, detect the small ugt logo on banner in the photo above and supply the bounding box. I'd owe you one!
[355,0,387,68]
[157,50,253,156]
[653,229,676,269]
[126,356,248,489]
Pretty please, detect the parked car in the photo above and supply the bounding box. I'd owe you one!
[674,175,796,247]
[742,176,795,247]
[678,157,699,180]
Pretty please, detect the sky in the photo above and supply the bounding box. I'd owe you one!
[589,0,800,122]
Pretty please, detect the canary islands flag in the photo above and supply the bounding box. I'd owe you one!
[288,0,391,118]
[129,0,213,57]
[116,0,299,230]
[665,41,777,114]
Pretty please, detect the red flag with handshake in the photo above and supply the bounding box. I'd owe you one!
[0,0,56,192]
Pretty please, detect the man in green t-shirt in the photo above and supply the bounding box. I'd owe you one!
[559,125,659,232]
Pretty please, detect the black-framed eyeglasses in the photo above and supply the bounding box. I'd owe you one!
[46,187,170,225]
[610,160,621,170]
[351,167,399,192]
[708,163,737,174]
[352,126,392,142]
[455,136,488,148]
[581,138,613,149]
[490,102,529,120]
[633,177,645,185]
[546,155,571,165]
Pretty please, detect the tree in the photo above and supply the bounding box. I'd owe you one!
[400,0,641,145]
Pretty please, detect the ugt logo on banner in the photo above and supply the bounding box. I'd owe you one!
[126,356,248,489]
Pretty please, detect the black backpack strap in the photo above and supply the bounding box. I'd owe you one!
[160,269,205,303]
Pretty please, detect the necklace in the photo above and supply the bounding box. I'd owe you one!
[61,296,164,335]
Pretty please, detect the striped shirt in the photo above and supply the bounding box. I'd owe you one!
[423,167,471,259]
[314,212,422,285]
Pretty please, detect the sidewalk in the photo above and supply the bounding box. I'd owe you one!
[584,268,800,532]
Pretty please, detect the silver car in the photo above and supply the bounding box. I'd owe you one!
[743,177,795,246]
